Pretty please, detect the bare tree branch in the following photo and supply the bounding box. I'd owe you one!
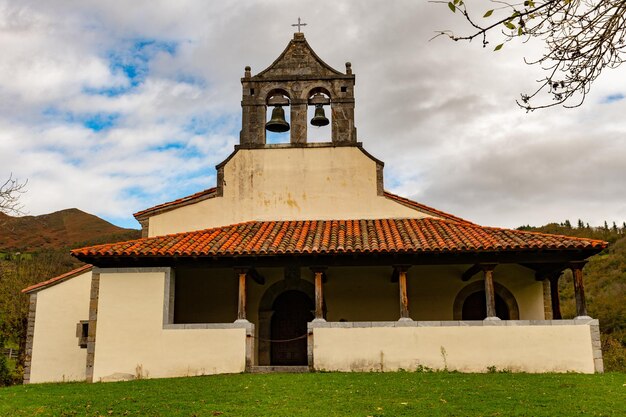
[433,0,626,110]
[0,174,28,216]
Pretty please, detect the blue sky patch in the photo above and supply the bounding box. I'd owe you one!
[602,93,625,104]
[83,113,120,131]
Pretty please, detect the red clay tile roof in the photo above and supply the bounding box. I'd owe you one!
[133,187,217,219]
[22,264,93,294]
[71,218,607,259]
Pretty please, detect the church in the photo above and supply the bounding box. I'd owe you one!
[22,32,606,383]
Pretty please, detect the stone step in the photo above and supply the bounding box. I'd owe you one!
[249,366,310,374]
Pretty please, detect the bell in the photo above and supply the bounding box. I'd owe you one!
[265,106,290,133]
[310,104,329,127]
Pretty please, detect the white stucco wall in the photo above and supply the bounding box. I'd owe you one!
[148,146,429,236]
[29,271,92,383]
[312,323,597,373]
[92,269,247,381]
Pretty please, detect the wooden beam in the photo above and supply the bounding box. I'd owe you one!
[481,264,498,319]
[390,268,399,283]
[247,268,265,285]
[461,264,481,281]
[570,261,589,318]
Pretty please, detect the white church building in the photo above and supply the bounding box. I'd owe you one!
[22,32,606,383]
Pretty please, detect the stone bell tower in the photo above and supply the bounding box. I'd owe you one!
[240,32,357,146]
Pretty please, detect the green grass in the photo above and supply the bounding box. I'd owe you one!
[1,372,625,416]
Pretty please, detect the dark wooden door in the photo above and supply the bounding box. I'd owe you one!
[271,290,314,365]
[462,291,510,320]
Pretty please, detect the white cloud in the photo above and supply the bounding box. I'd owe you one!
[0,0,625,229]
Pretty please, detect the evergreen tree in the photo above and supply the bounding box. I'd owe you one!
[604,221,609,230]
[564,219,572,229]
[577,219,584,229]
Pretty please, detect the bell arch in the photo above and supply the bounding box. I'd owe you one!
[240,33,356,146]
[453,280,519,320]
[307,87,332,142]
[265,90,291,144]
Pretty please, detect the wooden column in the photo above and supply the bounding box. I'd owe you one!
[311,267,326,321]
[570,261,589,318]
[235,268,248,321]
[395,265,411,320]
[541,278,553,320]
[481,264,498,320]
[550,274,562,320]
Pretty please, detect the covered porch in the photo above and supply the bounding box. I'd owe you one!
[72,218,607,378]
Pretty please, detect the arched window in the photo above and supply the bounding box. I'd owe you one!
[453,281,519,320]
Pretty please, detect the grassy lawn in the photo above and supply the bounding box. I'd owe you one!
[1,372,625,417]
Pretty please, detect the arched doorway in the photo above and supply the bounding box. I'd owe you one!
[270,290,314,365]
[461,291,511,320]
[453,281,519,320]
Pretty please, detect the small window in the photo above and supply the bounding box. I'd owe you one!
[250,88,255,96]
[340,86,348,93]
[76,320,89,348]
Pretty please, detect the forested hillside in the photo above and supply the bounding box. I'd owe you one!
[0,209,140,384]
[519,222,626,371]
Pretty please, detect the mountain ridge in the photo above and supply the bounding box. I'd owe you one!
[0,208,140,251]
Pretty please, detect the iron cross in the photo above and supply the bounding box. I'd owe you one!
[291,17,307,33]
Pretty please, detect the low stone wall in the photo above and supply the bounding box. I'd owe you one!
[309,319,602,374]
[93,269,253,382]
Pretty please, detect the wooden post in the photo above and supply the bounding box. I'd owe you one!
[395,265,411,320]
[311,267,326,321]
[235,268,248,321]
[550,274,562,320]
[481,264,498,320]
[570,261,589,318]
[541,278,553,320]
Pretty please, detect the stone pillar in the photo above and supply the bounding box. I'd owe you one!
[481,264,499,320]
[542,278,553,320]
[86,270,101,382]
[395,265,412,321]
[22,293,37,384]
[311,267,326,321]
[257,310,274,365]
[331,101,356,144]
[570,261,590,319]
[235,268,249,322]
[290,99,307,144]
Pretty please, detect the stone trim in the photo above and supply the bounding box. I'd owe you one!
[308,319,600,328]
[85,270,100,383]
[589,321,604,373]
[22,293,37,384]
[163,322,254,330]
[162,268,175,326]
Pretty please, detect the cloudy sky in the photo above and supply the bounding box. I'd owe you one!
[1,0,625,229]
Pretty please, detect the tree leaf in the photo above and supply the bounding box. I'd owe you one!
[504,21,516,30]
[494,44,504,51]
[483,9,494,17]
[448,2,456,12]
[518,27,523,36]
